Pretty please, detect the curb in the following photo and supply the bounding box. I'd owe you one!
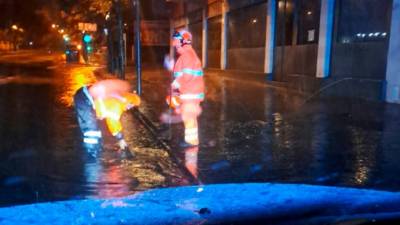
[92,67,200,184]
[131,108,200,185]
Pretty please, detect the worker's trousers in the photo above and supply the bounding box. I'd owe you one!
[74,86,102,147]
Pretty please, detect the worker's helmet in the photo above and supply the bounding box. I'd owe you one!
[172,29,192,46]
[123,93,141,108]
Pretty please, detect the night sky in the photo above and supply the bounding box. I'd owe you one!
[0,0,61,44]
[0,0,173,46]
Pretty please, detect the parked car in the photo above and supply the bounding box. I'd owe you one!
[65,44,80,63]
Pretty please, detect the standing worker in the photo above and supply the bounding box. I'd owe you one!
[73,79,141,158]
[164,29,205,147]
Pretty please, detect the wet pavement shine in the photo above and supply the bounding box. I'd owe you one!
[0,54,188,207]
[128,68,400,192]
[2,51,400,208]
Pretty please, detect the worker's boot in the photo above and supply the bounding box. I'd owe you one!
[84,142,101,160]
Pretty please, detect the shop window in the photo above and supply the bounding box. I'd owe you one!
[276,0,295,46]
[277,0,321,46]
[336,0,392,43]
[207,16,222,68]
[297,0,320,44]
[227,3,266,48]
[207,16,222,50]
[189,22,203,59]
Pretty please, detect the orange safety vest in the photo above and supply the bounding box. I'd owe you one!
[94,97,128,136]
[172,45,205,102]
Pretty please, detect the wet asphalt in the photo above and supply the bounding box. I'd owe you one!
[134,68,400,191]
[1,51,400,207]
[0,55,187,207]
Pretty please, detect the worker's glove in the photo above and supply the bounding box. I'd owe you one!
[163,55,174,71]
[117,139,128,151]
[115,132,128,150]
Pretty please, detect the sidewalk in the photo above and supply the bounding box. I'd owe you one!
[98,66,400,191]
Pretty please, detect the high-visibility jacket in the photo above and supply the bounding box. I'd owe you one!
[88,79,131,100]
[93,97,128,136]
[172,45,205,102]
[91,91,140,137]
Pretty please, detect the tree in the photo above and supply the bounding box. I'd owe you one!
[59,0,134,78]
[83,0,130,77]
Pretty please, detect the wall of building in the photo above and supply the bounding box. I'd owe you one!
[331,42,388,79]
[226,2,267,72]
[330,0,392,80]
[172,0,397,102]
[385,0,400,103]
[128,0,170,66]
[207,15,222,69]
[273,0,320,82]
[188,21,203,61]
[274,44,318,80]
[188,9,203,61]
[321,0,392,100]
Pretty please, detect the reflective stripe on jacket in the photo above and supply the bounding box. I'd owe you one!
[172,46,205,101]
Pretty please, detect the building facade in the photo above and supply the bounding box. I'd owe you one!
[171,0,400,103]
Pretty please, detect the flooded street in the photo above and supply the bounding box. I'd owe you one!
[0,56,187,207]
[137,70,400,191]
[2,0,400,223]
[199,77,400,190]
[2,51,400,208]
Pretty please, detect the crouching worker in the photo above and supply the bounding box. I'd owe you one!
[73,79,141,159]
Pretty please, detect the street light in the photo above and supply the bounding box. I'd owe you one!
[11,25,18,30]
[63,34,70,42]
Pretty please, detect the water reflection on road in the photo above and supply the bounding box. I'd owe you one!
[0,64,185,206]
[2,60,400,207]
[137,70,400,191]
[195,75,400,191]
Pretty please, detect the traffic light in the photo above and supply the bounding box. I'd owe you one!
[82,33,93,53]
[83,34,92,43]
